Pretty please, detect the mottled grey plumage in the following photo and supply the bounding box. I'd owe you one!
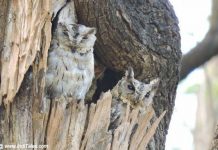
[110,67,159,129]
[46,23,96,100]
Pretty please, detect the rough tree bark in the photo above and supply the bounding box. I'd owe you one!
[210,122,218,150]
[0,0,181,150]
[74,0,181,149]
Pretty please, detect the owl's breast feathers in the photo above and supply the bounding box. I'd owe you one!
[46,47,94,99]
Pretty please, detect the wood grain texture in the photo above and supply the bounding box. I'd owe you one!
[0,0,51,104]
[0,0,179,149]
[44,91,166,150]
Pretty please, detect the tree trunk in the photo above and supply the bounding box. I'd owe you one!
[210,122,218,150]
[74,0,181,149]
[0,0,181,150]
[193,63,218,150]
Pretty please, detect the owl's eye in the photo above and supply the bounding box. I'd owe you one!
[82,36,88,40]
[63,31,68,36]
[74,33,79,38]
[145,91,150,98]
[127,84,135,91]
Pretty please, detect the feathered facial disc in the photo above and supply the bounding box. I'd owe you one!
[118,67,160,107]
[56,23,97,53]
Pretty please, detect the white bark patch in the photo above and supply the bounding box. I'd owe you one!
[0,0,52,104]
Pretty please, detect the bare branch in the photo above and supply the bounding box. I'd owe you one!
[180,0,218,81]
[180,29,218,80]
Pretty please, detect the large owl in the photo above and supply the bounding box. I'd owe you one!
[45,23,97,101]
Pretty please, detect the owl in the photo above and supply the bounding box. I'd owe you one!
[110,67,159,129]
[45,23,97,100]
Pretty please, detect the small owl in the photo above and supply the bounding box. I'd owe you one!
[110,67,159,129]
[45,23,97,100]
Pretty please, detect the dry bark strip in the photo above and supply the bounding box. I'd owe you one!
[44,91,166,150]
[2,88,166,150]
[0,0,52,105]
[0,1,178,149]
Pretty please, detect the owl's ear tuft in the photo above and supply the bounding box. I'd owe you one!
[57,22,70,31]
[87,28,96,35]
[58,22,64,26]
[149,78,160,89]
[58,22,65,28]
[70,24,80,31]
[125,67,134,80]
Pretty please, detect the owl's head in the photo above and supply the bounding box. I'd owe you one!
[57,23,97,53]
[115,67,159,108]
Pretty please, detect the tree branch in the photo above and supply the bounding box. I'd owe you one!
[180,29,218,80]
[180,0,218,81]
